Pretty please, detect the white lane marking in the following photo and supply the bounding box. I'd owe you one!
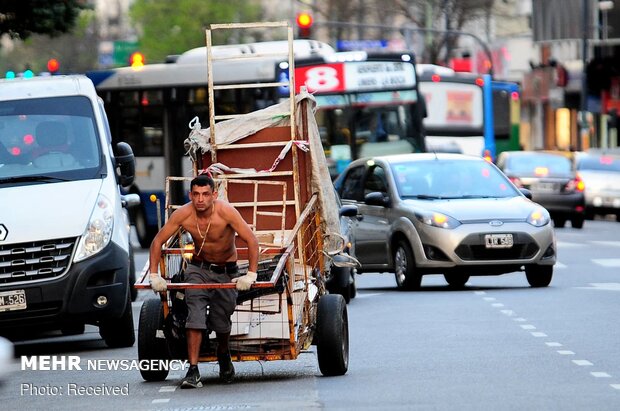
[514,318,527,322]
[546,342,563,347]
[557,350,575,355]
[610,384,620,390]
[152,399,170,404]
[591,372,612,378]
[555,262,567,269]
[492,303,504,307]
[592,259,620,267]
[483,297,496,301]
[520,324,536,330]
[474,291,486,295]
[500,309,515,316]
[159,386,176,393]
[573,360,594,366]
[590,241,620,247]
[357,293,383,298]
[531,332,547,337]
[576,283,620,291]
[557,241,583,248]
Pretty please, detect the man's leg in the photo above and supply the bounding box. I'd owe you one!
[180,328,203,389]
[216,331,235,384]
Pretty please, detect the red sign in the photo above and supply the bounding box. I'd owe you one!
[294,64,345,94]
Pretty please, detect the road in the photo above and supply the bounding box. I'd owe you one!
[1,218,619,410]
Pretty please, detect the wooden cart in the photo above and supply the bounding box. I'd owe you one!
[134,22,348,381]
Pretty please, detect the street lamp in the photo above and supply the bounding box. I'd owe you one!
[600,1,614,42]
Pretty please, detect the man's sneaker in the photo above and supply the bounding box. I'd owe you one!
[180,365,202,389]
[218,353,235,384]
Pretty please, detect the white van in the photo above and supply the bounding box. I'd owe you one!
[0,75,138,347]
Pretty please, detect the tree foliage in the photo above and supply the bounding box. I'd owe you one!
[0,0,88,40]
[129,0,262,63]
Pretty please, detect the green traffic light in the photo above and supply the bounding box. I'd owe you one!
[5,71,16,79]
[23,69,34,78]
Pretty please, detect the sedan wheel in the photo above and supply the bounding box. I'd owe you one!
[525,265,553,287]
[444,273,470,288]
[394,240,421,290]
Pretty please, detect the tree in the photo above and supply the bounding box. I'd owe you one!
[129,0,263,63]
[0,10,98,75]
[0,0,88,40]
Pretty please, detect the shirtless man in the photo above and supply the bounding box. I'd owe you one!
[148,174,259,388]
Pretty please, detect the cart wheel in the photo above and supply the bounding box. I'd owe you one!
[316,294,348,376]
[138,298,170,381]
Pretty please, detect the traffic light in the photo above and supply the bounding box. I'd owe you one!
[47,58,60,74]
[130,52,145,69]
[296,13,313,39]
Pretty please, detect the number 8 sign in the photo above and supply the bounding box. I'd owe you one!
[295,63,345,93]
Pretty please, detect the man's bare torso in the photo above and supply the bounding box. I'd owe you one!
[178,200,237,263]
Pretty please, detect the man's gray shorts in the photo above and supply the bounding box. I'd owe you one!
[183,263,238,334]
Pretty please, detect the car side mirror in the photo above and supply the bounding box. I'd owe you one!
[364,191,390,207]
[115,142,136,187]
[519,188,532,199]
[339,204,358,217]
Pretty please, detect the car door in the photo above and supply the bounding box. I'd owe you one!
[354,165,391,267]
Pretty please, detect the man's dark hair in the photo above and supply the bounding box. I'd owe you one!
[191,175,215,191]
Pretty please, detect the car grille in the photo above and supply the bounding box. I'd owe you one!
[455,233,539,261]
[0,238,77,284]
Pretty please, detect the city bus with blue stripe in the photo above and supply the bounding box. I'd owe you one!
[416,64,495,160]
[491,80,521,155]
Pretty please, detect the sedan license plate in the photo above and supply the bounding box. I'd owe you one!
[485,233,513,249]
[0,289,27,312]
[532,182,556,193]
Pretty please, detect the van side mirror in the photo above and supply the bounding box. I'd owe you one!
[115,142,135,187]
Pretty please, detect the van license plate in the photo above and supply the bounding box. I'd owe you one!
[0,289,27,312]
[485,234,513,249]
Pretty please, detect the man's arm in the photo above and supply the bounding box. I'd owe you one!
[148,206,187,292]
[227,205,259,291]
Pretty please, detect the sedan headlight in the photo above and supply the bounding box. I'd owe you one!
[526,207,550,227]
[415,210,461,229]
[74,194,114,262]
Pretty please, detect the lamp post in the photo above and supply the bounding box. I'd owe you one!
[579,0,591,152]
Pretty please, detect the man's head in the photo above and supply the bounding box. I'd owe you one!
[190,175,216,212]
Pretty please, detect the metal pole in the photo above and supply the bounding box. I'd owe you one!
[579,0,590,151]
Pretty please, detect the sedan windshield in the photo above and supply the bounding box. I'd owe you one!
[391,159,519,199]
[577,155,620,172]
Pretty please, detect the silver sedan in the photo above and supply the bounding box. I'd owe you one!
[334,153,556,289]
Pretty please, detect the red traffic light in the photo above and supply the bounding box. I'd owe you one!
[130,52,145,68]
[47,58,60,73]
[296,13,313,29]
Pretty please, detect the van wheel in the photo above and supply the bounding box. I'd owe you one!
[394,240,421,290]
[525,265,553,287]
[129,243,138,302]
[553,217,566,228]
[316,294,348,376]
[100,292,136,348]
[138,299,170,381]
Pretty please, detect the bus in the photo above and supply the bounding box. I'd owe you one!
[278,51,426,177]
[491,80,521,155]
[416,64,495,159]
[86,40,335,247]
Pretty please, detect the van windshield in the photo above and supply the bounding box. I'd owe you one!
[0,96,103,184]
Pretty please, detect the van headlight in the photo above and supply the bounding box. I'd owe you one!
[74,194,114,262]
[415,210,461,229]
[526,207,550,227]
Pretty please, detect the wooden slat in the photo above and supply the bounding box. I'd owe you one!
[210,21,288,30]
[217,141,288,150]
[256,211,283,217]
[213,82,289,90]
